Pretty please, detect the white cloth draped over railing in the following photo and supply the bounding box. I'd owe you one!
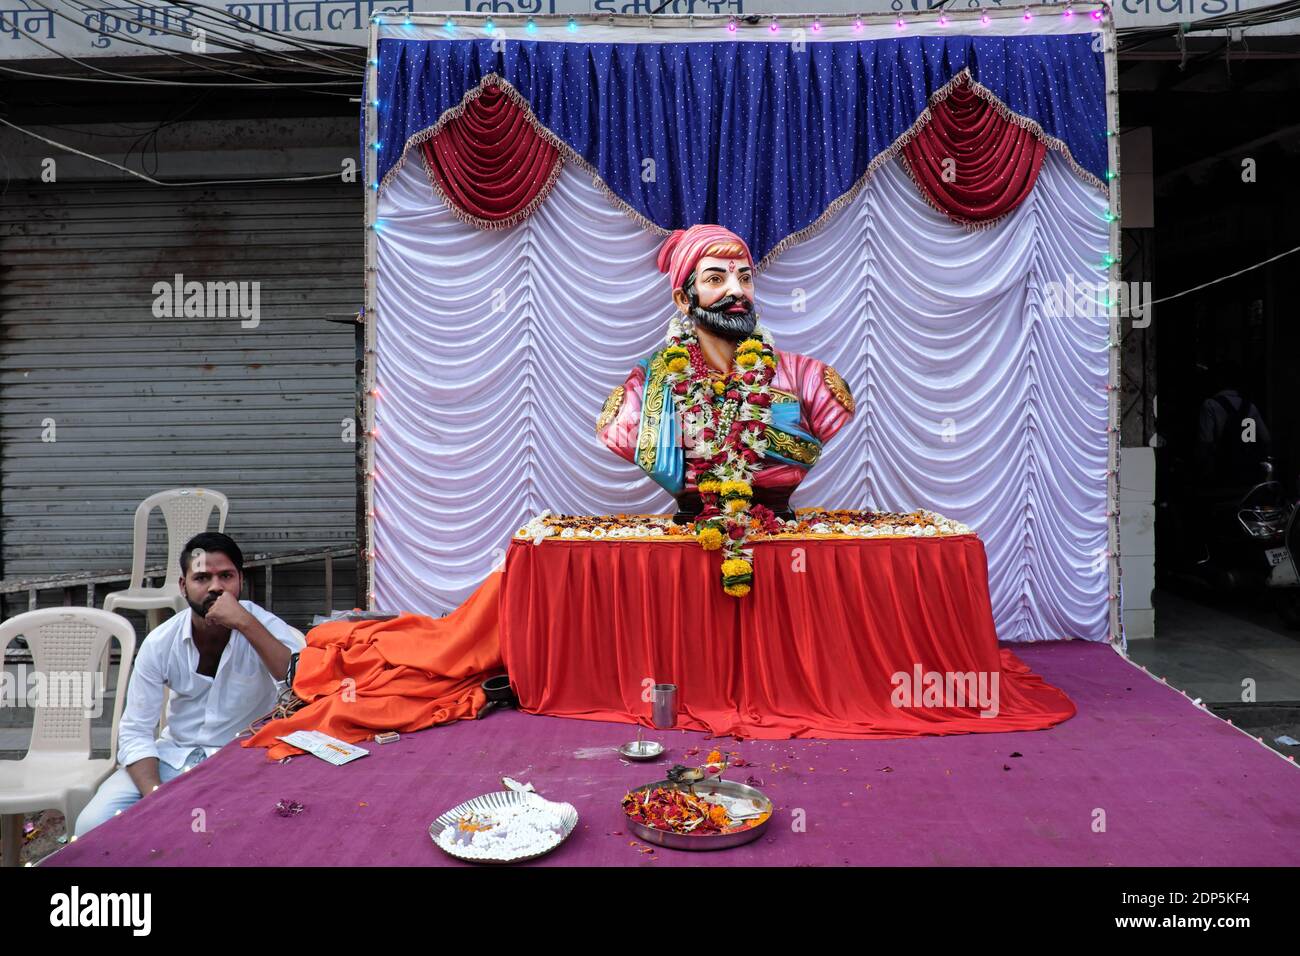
[373,149,1109,642]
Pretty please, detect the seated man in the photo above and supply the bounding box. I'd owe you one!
[75,532,304,836]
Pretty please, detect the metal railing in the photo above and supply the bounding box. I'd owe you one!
[0,545,356,616]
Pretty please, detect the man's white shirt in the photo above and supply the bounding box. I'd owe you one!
[116,601,305,770]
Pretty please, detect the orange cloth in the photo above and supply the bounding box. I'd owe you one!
[244,575,502,760]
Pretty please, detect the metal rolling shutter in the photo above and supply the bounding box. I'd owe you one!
[0,179,360,628]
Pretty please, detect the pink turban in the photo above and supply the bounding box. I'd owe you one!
[656,224,753,292]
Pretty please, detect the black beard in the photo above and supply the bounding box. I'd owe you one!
[188,593,219,619]
[686,284,757,342]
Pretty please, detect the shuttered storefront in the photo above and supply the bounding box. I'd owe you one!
[0,179,360,629]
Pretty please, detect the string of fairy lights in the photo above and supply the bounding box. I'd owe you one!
[375,6,1109,34]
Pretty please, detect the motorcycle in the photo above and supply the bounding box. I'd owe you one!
[1161,458,1292,597]
[1265,470,1300,629]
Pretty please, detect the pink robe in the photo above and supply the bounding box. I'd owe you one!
[597,349,855,493]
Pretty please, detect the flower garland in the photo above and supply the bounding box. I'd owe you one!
[662,315,779,597]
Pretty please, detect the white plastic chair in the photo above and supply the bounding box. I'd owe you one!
[0,608,136,867]
[104,488,229,621]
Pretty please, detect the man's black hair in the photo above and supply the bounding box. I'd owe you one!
[180,532,244,575]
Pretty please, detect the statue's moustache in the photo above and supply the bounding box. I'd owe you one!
[691,294,756,341]
[708,294,751,313]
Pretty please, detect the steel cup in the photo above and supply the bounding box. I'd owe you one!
[651,682,678,729]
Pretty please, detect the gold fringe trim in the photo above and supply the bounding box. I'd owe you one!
[384,73,668,238]
[757,68,1109,264]
[380,67,1106,257]
[419,134,565,232]
[896,148,1020,232]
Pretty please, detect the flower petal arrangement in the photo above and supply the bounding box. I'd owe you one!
[515,509,974,543]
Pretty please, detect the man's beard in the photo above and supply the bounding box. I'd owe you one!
[187,592,219,620]
[686,282,757,342]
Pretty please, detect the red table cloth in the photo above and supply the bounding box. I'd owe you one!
[500,535,1075,739]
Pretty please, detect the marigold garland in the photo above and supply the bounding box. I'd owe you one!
[662,315,778,597]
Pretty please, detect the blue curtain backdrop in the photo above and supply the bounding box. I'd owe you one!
[371,35,1106,264]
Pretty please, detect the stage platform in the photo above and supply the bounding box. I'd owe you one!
[45,641,1300,867]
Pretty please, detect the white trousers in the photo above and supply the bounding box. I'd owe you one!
[74,748,207,837]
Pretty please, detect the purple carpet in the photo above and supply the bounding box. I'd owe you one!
[46,642,1300,866]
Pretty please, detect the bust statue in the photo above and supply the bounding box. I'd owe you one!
[597,223,856,526]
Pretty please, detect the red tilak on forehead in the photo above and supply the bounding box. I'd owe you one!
[728,261,736,272]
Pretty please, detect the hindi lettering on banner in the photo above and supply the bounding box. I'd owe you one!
[509,0,557,14]
[225,0,290,32]
[82,4,196,47]
[2,7,55,39]
[293,3,323,31]
[324,0,376,31]
[463,0,543,11]
[592,0,739,13]
[375,0,416,19]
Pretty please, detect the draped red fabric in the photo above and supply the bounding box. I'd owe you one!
[901,79,1049,226]
[500,537,1075,739]
[420,83,562,227]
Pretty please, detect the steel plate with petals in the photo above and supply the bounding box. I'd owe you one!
[430,791,579,864]
[624,778,773,851]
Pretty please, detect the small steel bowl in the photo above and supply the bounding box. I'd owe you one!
[618,740,665,761]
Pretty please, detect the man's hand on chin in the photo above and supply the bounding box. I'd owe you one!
[205,592,292,681]
[203,591,253,631]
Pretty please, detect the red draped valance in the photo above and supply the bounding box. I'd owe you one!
[419,74,1057,234]
[901,77,1049,227]
[420,82,562,230]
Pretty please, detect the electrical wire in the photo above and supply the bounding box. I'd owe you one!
[1119,0,1300,46]
[0,3,359,92]
[62,0,364,74]
[0,115,352,185]
[169,0,366,63]
[123,88,212,178]
[1148,242,1300,307]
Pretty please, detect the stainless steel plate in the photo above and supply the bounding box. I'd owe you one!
[430,791,579,864]
[623,778,773,851]
[618,740,665,761]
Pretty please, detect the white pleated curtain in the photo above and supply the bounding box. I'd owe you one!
[373,151,1109,642]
